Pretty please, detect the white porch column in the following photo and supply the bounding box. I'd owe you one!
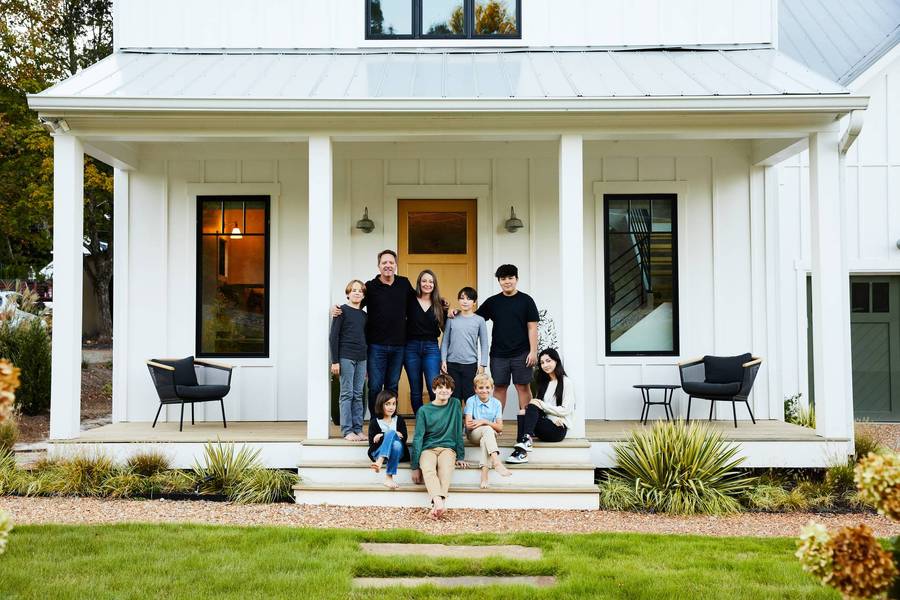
[111,169,129,423]
[306,135,333,439]
[49,134,84,440]
[808,131,853,440]
[559,134,586,438]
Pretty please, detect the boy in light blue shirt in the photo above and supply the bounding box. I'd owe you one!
[464,374,512,488]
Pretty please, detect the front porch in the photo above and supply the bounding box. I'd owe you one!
[49,419,846,469]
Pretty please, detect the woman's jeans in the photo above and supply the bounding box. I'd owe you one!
[338,358,366,436]
[404,339,441,413]
[374,428,404,476]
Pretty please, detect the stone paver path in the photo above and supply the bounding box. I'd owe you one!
[353,576,556,589]
[360,543,542,560]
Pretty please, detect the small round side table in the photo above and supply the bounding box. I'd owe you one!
[633,384,680,424]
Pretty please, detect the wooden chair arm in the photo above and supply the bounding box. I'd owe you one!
[742,357,763,368]
[678,356,703,367]
[194,359,234,371]
[146,360,175,371]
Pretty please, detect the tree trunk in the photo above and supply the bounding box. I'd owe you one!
[84,252,113,342]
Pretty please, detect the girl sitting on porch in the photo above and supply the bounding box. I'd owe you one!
[506,348,574,464]
[410,373,467,519]
[367,390,410,489]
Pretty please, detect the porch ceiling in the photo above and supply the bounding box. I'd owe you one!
[29,47,863,116]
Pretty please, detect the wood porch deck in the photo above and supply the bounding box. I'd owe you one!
[62,419,825,444]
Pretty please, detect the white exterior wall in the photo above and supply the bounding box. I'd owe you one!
[121,139,769,423]
[775,51,900,405]
[114,0,775,50]
[123,144,309,423]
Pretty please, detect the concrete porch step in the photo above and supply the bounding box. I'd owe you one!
[301,437,592,464]
[298,460,596,487]
[293,482,601,510]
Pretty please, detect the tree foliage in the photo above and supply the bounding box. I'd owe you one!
[0,0,114,338]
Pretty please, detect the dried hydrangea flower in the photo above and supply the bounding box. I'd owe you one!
[0,360,21,423]
[0,510,11,555]
[827,524,897,599]
[796,521,834,583]
[856,452,900,521]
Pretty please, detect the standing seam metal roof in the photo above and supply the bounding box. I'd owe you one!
[779,0,900,84]
[33,47,847,103]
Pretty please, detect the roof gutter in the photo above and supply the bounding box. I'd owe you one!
[27,94,869,115]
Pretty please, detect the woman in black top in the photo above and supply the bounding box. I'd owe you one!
[404,269,447,414]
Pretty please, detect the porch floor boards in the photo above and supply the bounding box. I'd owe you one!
[59,419,823,443]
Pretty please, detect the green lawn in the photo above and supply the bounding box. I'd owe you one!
[0,524,836,599]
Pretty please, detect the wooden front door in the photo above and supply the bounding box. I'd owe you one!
[397,199,478,415]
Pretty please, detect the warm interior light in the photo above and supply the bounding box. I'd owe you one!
[230,222,243,239]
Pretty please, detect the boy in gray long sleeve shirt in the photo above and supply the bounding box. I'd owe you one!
[330,280,368,440]
[441,287,489,402]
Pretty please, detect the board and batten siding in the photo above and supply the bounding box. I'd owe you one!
[775,51,900,406]
[114,0,775,50]
[119,139,772,423]
[123,145,309,423]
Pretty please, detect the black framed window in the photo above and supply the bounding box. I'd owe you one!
[604,194,679,356]
[366,0,520,39]
[197,196,270,358]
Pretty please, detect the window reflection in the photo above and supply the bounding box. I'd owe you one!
[369,0,412,36]
[198,196,269,356]
[408,211,467,254]
[605,195,677,355]
[422,0,465,36]
[474,0,518,35]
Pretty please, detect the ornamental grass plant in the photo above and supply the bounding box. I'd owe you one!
[193,440,261,496]
[610,420,754,515]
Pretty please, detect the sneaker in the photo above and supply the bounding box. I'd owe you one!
[515,435,534,452]
[506,449,529,464]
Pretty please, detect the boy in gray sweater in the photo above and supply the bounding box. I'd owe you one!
[441,287,489,402]
[330,280,367,441]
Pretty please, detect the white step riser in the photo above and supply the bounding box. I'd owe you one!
[293,490,600,510]
[298,466,595,487]
[301,445,592,464]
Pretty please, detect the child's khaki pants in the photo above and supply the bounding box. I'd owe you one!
[419,447,456,499]
[467,425,499,468]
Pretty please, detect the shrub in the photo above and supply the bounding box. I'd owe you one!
[825,460,856,496]
[795,480,835,510]
[126,450,172,477]
[229,469,298,504]
[0,450,23,495]
[101,470,148,499]
[784,393,815,428]
[193,440,260,496]
[146,470,196,496]
[0,419,18,454]
[745,483,791,511]
[612,420,755,515]
[49,453,116,496]
[853,428,885,462]
[0,321,51,415]
[598,474,639,511]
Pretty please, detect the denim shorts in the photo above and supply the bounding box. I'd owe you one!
[490,352,533,386]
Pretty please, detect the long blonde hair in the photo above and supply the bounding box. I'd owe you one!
[416,269,445,330]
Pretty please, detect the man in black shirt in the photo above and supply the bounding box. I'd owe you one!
[476,264,539,411]
[362,250,415,414]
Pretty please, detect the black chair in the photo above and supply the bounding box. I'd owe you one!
[146,356,232,431]
[678,354,762,428]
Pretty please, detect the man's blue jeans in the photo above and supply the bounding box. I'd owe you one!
[373,428,404,476]
[404,339,441,414]
[367,343,405,415]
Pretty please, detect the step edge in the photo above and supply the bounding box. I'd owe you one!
[298,461,595,470]
[293,484,600,493]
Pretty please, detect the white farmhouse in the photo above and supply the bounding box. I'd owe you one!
[26,0,895,508]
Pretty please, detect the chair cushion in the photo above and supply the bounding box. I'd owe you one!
[682,381,741,397]
[175,384,230,399]
[157,356,199,387]
[703,353,752,384]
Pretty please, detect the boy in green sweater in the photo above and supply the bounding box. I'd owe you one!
[411,373,467,519]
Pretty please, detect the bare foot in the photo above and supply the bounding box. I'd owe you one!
[493,460,512,477]
[370,459,383,473]
[480,470,490,489]
[343,433,356,441]
[383,476,399,489]
[433,496,446,518]
[353,433,366,441]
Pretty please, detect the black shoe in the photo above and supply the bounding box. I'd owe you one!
[505,449,529,464]
[515,435,534,452]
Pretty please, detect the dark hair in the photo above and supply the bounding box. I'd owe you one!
[494,264,518,279]
[373,390,397,419]
[416,269,445,329]
[431,373,455,391]
[535,348,567,406]
[377,249,397,263]
[458,286,477,302]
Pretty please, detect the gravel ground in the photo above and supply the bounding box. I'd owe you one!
[857,422,900,452]
[2,497,899,538]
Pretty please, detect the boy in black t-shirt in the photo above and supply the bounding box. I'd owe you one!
[476,264,539,412]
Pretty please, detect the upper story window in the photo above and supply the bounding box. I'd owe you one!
[367,0,521,39]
